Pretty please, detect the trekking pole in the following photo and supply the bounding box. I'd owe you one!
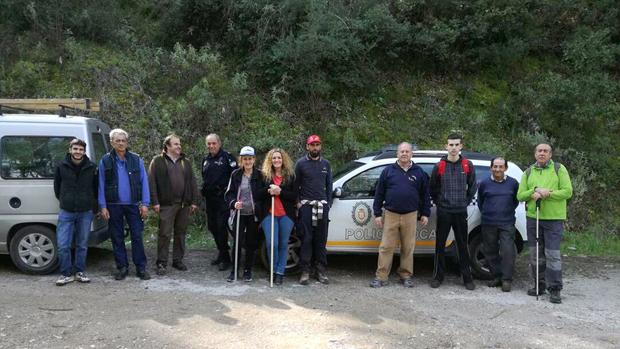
[234,208,241,282]
[270,196,275,288]
[535,199,541,301]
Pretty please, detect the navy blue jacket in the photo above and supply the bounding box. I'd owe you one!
[294,155,333,203]
[477,175,519,226]
[201,149,237,196]
[373,161,432,218]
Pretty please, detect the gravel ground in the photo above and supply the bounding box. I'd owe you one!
[0,247,618,349]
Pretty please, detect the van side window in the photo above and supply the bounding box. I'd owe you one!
[91,132,108,163]
[0,136,73,179]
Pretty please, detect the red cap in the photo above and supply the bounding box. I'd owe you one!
[306,134,321,145]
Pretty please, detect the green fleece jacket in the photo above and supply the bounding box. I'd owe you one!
[517,160,573,220]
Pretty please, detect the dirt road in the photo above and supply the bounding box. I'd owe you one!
[0,248,618,349]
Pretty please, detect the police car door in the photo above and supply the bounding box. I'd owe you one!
[328,165,387,253]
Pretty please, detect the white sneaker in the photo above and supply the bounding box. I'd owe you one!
[75,272,91,283]
[56,275,75,286]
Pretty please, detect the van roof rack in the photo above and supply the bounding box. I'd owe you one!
[0,98,100,117]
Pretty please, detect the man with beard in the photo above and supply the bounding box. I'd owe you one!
[149,134,200,276]
[99,129,151,281]
[201,133,237,271]
[53,138,98,286]
[429,133,477,290]
[295,134,333,285]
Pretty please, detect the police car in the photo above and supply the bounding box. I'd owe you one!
[263,147,527,280]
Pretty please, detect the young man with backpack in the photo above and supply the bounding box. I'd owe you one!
[517,143,572,304]
[429,133,477,290]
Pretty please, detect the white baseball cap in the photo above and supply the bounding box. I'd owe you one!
[239,146,255,156]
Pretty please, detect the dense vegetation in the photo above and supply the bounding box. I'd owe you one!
[1,0,618,235]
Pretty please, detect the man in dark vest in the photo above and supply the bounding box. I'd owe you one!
[53,138,97,286]
[202,133,237,271]
[98,128,151,281]
[149,134,200,276]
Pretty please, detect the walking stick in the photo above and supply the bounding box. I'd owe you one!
[535,199,541,301]
[270,196,275,288]
[234,208,241,282]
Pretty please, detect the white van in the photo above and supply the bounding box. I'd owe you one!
[0,113,111,274]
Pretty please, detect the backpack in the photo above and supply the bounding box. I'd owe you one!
[437,157,470,177]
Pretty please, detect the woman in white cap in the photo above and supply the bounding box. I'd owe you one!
[224,146,262,282]
[257,148,298,285]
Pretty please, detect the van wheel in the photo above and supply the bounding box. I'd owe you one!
[468,233,493,280]
[9,225,58,274]
[259,231,302,275]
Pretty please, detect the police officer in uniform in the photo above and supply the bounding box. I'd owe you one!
[202,133,237,270]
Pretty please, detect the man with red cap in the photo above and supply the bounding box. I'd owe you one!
[294,134,333,285]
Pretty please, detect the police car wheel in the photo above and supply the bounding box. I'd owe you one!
[259,230,302,275]
[9,225,58,274]
[468,232,493,280]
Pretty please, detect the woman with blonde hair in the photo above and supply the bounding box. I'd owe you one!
[257,148,298,285]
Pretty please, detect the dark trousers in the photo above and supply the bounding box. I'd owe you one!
[482,224,516,281]
[108,204,147,272]
[205,195,230,262]
[298,205,329,273]
[230,214,260,270]
[433,209,472,283]
[156,204,190,265]
[526,218,563,290]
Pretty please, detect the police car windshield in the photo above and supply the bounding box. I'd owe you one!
[333,161,365,181]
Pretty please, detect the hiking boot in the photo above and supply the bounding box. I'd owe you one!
[550,289,562,304]
[501,280,512,292]
[527,285,546,296]
[274,274,283,286]
[316,271,329,284]
[430,279,442,288]
[114,267,129,281]
[487,278,502,287]
[137,270,151,280]
[299,272,310,285]
[156,262,167,276]
[369,278,388,288]
[172,261,188,271]
[465,282,476,291]
[226,271,235,282]
[75,272,91,283]
[243,269,253,282]
[401,278,414,288]
[56,275,75,286]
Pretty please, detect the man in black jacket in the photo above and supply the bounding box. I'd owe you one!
[429,133,477,290]
[149,135,201,275]
[202,133,237,271]
[53,138,97,286]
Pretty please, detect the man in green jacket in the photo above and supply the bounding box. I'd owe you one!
[517,143,572,304]
[149,134,201,275]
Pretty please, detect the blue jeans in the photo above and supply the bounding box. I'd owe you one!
[108,204,147,272]
[261,215,294,275]
[57,209,93,276]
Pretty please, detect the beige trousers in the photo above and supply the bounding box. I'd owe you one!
[375,210,417,281]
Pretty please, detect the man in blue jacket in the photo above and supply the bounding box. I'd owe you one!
[370,142,431,288]
[477,157,519,292]
[295,134,333,285]
[99,129,151,281]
